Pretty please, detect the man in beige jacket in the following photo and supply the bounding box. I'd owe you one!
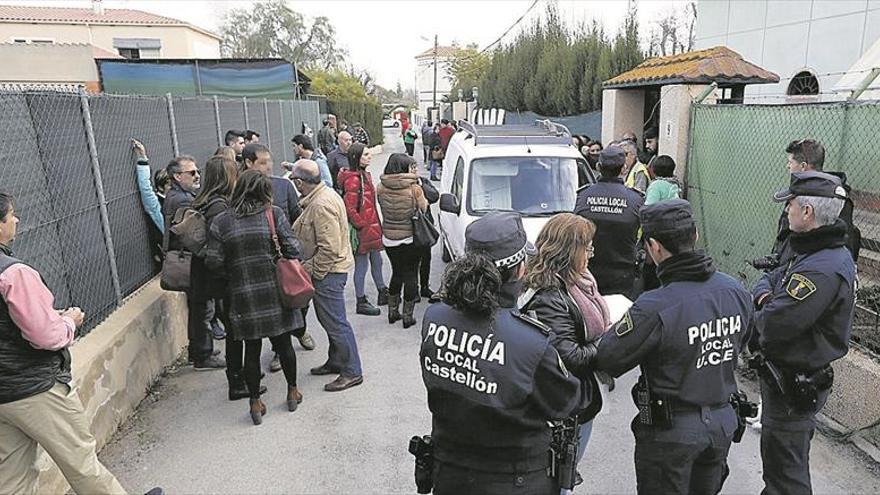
[291,160,364,392]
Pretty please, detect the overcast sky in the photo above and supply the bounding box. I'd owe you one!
[6,0,690,88]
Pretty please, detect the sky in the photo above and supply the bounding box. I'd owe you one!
[4,0,691,88]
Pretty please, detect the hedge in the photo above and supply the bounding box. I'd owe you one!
[327,98,384,146]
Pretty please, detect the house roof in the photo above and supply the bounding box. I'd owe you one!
[604,46,779,89]
[91,44,122,59]
[415,46,461,59]
[0,5,222,40]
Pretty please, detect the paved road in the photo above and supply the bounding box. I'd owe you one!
[101,129,880,494]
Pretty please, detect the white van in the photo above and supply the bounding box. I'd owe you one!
[437,120,595,261]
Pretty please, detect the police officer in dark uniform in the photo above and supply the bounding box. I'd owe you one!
[594,199,754,495]
[752,172,856,495]
[419,211,583,495]
[574,145,644,297]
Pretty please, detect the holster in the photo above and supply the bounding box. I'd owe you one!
[632,375,673,429]
[548,416,580,490]
[790,365,834,412]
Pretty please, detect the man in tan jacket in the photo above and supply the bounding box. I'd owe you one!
[291,160,364,392]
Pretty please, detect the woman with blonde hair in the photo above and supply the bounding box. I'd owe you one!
[213,146,237,164]
[522,213,610,491]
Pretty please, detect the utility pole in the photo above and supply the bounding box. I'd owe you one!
[432,34,438,114]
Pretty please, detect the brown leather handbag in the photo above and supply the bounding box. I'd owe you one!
[159,214,191,292]
[266,207,314,309]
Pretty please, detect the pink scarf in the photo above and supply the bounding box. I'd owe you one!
[567,270,612,342]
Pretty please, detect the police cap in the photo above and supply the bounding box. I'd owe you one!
[598,145,626,169]
[465,211,536,269]
[640,199,696,237]
[773,171,847,203]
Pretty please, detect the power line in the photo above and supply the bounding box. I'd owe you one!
[480,0,541,54]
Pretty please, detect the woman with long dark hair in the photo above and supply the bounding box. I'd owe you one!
[419,211,582,494]
[522,213,608,491]
[205,170,304,425]
[376,153,428,328]
[339,142,388,316]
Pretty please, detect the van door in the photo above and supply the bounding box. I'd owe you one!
[440,156,467,258]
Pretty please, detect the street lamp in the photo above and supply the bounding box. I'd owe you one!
[419,34,439,121]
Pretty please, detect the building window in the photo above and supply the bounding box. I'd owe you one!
[787,71,820,96]
[9,37,54,44]
[118,48,140,59]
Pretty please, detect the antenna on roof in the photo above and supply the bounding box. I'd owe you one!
[517,109,531,153]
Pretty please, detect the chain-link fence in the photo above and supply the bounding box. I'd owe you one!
[687,100,880,353]
[0,90,320,337]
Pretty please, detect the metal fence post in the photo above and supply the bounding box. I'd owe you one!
[78,90,123,306]
[213,95,222,147]
[243,96,249,129]
[263,98,271,149]
[279,100,287,162]
[165,93,180,157]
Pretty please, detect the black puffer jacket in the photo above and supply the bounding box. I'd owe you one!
[523,279,603,423]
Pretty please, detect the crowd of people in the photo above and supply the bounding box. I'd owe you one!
[419,135,859,495]
[0,107,861,495]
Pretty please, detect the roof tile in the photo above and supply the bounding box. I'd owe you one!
[604,46,779,88]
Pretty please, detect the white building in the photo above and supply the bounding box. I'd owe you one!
[694,0,880,102]
[414,45,457,119]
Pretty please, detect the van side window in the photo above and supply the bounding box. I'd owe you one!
[452,157,465,200]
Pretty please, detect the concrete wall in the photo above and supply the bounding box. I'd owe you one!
[601,89,645,146]
[0,43,98,83]
[658,84,717,181]
[0,22,220,58]
[35,279,188,494]
[694,0,880,102]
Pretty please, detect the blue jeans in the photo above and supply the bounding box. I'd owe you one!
[354,249,386,298]
[313,273,363,377]
[430,160,440,178]
[560,421,593,495]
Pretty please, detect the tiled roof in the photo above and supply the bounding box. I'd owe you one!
[0,5,221,40]
[415,46,461,59]
[604,46,779,88]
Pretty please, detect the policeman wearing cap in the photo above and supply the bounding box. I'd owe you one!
[752,172,856,495]
[574,145,644,297]
[594,199,754,495]
[419,211,583,495]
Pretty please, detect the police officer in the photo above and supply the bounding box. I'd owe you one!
[771,139,860,266]
[419,211,583,495]
[594,199,754,495]
[752,172,856,495]
[574,145,644,297]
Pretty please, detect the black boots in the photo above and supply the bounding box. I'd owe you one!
[356,296,381,316]
[388,294,402,324]
[402,299,417,328]
[377,287,389,306]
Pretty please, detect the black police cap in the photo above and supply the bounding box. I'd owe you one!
[465,211,536,269]
[640,199,696,237]
[598,145,626,169]
[773,171,846,203]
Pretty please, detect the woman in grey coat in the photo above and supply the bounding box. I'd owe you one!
[206,170,304,425]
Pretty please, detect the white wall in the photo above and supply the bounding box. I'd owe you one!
[414,56,453,116]
[694,0,880,102]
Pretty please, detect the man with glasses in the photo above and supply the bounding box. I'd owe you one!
[163,156,225,370]
[620,139,650,195]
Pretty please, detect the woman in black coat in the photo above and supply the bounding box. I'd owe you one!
[522,213,610,490]
[206,170,304,425]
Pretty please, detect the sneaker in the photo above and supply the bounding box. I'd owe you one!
[144,488,165,495]
[270,353,282,373]
[210,320,226,340]
[377,287,389,306]
[356,296,381,316]
[297,332,316,351]
[187,348,220,363]
[193,354,226,371]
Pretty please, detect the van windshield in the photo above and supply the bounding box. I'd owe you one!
[468,156,580,216]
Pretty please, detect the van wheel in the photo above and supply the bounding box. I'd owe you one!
[442,242,452,263]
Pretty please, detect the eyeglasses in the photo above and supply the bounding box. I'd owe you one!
[179,170,200,177]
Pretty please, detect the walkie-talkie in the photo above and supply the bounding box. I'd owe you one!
[635,375,653,425]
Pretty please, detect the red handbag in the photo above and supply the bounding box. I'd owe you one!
[266,208,314,309]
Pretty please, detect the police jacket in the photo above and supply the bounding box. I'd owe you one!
[0,249,72,404]
[773,172,860,265]
[521,281,603,424]
[574,178,644,293]
[420,282,583,472]
[595,251,754,408]
[754,219,855,371]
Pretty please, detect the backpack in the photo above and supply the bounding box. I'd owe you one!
[169,197,223,257]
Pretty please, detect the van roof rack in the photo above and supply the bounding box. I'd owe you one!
[457,119,573,146]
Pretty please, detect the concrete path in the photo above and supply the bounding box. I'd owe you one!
[101,128,880,494]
